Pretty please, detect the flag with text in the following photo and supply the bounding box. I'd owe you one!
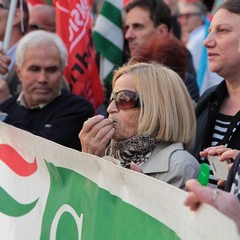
[54,0,103,110]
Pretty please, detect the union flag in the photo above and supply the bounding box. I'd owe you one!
[54,0,103,111]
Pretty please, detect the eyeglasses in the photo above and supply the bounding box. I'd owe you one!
[29,24,56,32]
[110,90,140,110]
[177,12,201,19]
[0,3,9,9]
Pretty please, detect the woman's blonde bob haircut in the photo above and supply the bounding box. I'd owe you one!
[112,62,196,150]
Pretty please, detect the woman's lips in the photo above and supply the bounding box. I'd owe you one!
[113,120,117,125]
[208,52,219,61]
[208,52,218,56]
[109,118,117,125]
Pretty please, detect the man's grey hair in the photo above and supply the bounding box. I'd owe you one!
[16,30,68,70]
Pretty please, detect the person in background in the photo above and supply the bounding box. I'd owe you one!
[184,178,240,233]
[28,4,56,32]
[124,0,199,103]
[0,30,94,151]
[177,1,222,94]
[79,61,200,190]
[0,0,29,102]
[191,0,240,187]
[28,3,70,92]
[124,0,171,57]
[0,2,69,103]
[134,35,199,104]
[163,0,181,39]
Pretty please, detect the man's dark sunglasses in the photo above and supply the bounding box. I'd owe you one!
[110,90,140,110]
[29,24,56,32]
[0,3,9,9]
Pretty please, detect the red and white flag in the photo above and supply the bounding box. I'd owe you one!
[54,0,103,111]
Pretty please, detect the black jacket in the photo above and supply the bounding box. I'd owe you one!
[0,91,94,151]
[191,80,240,160]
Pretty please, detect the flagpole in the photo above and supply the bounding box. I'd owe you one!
[0,0,18,80]
[2,0,18,51]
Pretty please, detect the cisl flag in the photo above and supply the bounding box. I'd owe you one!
[54,0,103,111]
[93,0,124,105]
[0,122,239,240]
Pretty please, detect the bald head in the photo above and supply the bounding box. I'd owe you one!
[29,4,55,32]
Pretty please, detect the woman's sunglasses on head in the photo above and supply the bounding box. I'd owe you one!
[110,90,140,110]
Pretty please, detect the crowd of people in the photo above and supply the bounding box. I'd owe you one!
[1,0,240,234]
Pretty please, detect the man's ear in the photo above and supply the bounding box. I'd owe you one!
[15,64,22,83]
[157,24,169,35]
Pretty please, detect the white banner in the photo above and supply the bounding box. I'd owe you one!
[0,122,239,239]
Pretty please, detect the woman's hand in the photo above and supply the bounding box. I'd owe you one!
[79,115,115,157]
[184,179,240,233]
[130,162,143,173]
[0,48,11,75]
[200,146,240,187]
[200,146,239,161]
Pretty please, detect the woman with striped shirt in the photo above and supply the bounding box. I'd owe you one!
[191,0,240,187]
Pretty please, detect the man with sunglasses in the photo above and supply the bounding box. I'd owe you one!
[79,62,199,190]
[29,4,56,33]
[0,0,29,102]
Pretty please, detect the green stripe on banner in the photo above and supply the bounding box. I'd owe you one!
[0,186,38,217]
[1,124,239,239]
[40,163,180,240]
[93,32,123,65]
[100,1,122,27]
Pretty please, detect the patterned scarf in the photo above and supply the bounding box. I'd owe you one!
[105,131,159,168]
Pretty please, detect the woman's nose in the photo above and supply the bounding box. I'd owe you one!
[203,32,215,48]
[107,99,118,114]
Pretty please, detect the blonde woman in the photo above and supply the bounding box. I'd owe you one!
[80,62,199,189]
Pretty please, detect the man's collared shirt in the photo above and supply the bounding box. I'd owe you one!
[17,91,61,109]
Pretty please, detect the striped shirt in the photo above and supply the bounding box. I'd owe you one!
[200,113,240,187]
